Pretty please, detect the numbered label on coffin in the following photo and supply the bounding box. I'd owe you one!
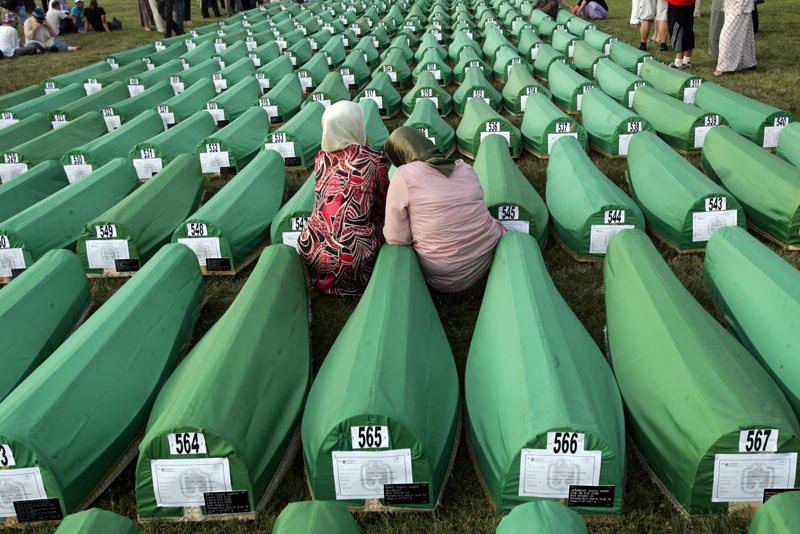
[102,108,121,131]
[692,210,737,242]
[205,103,226,124]
[177,236,222,267]
[212,74,228,93]
[133,150,163,180]
[683,79,701,104]
[150,458,232,508]
[0,444,15,467]
[332,449,413,500]
[200,144,231,174]
[480,122,510,145]
[763,116,790,148]
[589,224,635,255]
[546,432,585,454]
[0,157,28,184]
[518,447,602,498]
[694,116,721,148]
[64,156,94,184]
[51,114,68,130]
[85,239,130,269]
[361,94,384,111]
[0,112,19,130]
[739,429,779,453]
[158,106,176,129]
[351,426,390,449]
[83,80,102,96]
[0,467,48,518]
[712,453,797,503]
[168,432,208,455]
[310,94,332,109]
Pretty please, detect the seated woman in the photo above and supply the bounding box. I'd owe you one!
[383,127,507,294]
[571,0,609,19]
[298,101,389,296]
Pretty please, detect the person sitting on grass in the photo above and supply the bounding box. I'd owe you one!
[0,12,41,57]
[84,0,120,32]
[69,0,85,32]
[23,7,79,51]
[46,0,77,34]
[570,0,609,19]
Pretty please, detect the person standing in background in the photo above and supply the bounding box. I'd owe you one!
[652,0,669,51]
[708,0,723,56]
[147,0,164,32]
[714,0,756,75]
[156,0,182,37]
[666,0,695,68]
[137,0,154,30]
[631,0,641,24]
[201,0,222,18]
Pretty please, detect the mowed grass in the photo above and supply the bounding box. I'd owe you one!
[2,0,800,532]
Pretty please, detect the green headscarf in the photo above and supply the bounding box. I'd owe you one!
[384,126,456,177]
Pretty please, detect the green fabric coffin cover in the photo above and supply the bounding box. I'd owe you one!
[695,82,796,149]
[0,113,52,154]
[77,154,204,272]
[0,161,68,221]
[537,17,565,41]
[129,111,217,179]
[181,41,217,69]
[158,79,219,127]
[214,57,257,93]
[473,135,548,247]
[457,98,522,158]
[633,87,728,152]
[43,62,112,90]
[482,26,512,61]
[749,490,800,533]
[360,99,390,150]
[143,41,189,68]
[413,34,447,63]
[608,42,652,75]
[566,15,594,38]
[701,126,800,247]
[453,67,503,114]
[172,149,286,268]
[627,131,745,250]
[338,52,371,90]
[207,77,262,124]
[175,59,223,90]
[403,98,455,157]
[214,41,251,68]
[256,55,295,94]
[0,85,44,112]
[0,159,139,266]
[529,9,551,27]
[88,61,147,91]
[521,92,587,156]
[594,58,649,108]
[49,82,130,122]
[382,34,415,63]
[517,28,544,62]
[110,82,176,125]
[269,171,314,246]
[448,31,482,63]
[302,245,460,509]
[107,43,158,66]
[129,59,183,90]
[261,73,303,124]
[0,243,203,520]
[285,37,313,67]
[136,244,309,518]
[354,36,380,67]
[374,49,412,89]
[454,47,493,85]
[547,61,595,113]
[492,46,526,84]
[467,232,624,513]
[777,122,800,167]
[55,509,138,534]
[357,73,402,117]
[581,89,654,156]
[61,110,165,179]
[547,136,644,258]
[4,83,87,121]
[320,35,348,68]
[705,226,800,415]
[495,501,587,534]
[274,502,361,534]
[402,71,453,116]
[196,106,272,173]
[412,48,453,86]
[573,41,605,79]
[264,102,324,168]
[583,29,617,54]
[0,249,89,401]
[604,229,800,514]
[248,41,282,69]
[305,72,351,109]
[551,29,576,59]
[297,53,332,93]
[532,44,565,80]
[639,60,703,104]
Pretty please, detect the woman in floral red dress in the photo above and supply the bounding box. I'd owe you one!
[297,101,389,296]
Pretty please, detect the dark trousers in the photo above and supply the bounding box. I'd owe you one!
[201,0,221,17]
[157,0,183,37]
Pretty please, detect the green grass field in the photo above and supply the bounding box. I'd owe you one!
[2,0,799,532]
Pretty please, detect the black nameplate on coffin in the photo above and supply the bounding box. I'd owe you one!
[10,268,25,278]
[14,499,63,523]
[383,483,430,505]
[567,485,615,508]
[205,257,232,271]
[304,87,314,94]
[270,115,283,124]
[391,81,400,88]
[379,108,387,116]
[114,258,140,272]
[217,120,230,128]
[348,83,358,90]
[284,157,302,167]
[203,490,251,514]
[219,166,237,177]
[763,488,800,503]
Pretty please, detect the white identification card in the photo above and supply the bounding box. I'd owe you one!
[589,225,635,254]
[0,468,48,518]
[151,458,232,507]
[712,453,797,502]
[83,81,102,96]
[350,426,390,449]
[85,239,130,269]
[341,74,355,86]
[763,124,786,148]
[128,84,145,98]
[332,449,413,500]
[168,432,208,455]
[480,131,511,145]
[64,164,93,184]
[0,163,29,183]
[264,141,296,160]
[0,247,25,277]
[246,40,257,52]
[692,210,737,242]
[177,237,222,267]
[694,126,714,148]
[501,220,530,233]
[282,231,301,251]
[199,150,231,174]
[206,107,226,124]
[530,46,539,60]
[384,70,398,82]
[103,114,121,132]
[0,118,18,130]
[518,448,602,498]
[739,429,779,453]
[618,134,633,156]
[298,76,313,91]
[0,444,15,467]
[213,77,228,93]
[170,81,185,95]
[133,157,163,180]
[683,86,698,104]
[547,133,579,154]
[51,115,68,129]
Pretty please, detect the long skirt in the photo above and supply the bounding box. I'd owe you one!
[708,0,724,56]
[716,12,756,72]
[138,0,155,28]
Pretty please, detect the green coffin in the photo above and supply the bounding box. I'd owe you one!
[547,61,595,113]
[143,42,188,68]
[547,135,644,258]
[357,73,402,118]
[0,248,89,401]
[61,110,165,181]
[413,34,447,63]
[43,62,112,90]
[412,48,454,86]
[136,244,309,519]
[172,149,286,269]
[520,92,587,156]
[482,26,513,61]
[302,245,460,509]
[594,58,649,108]
[566,16,594,38]
[453,68,502,114]
[639,60,703,104]
[158,79,218,127]
[264,102,324,168]
[261,73,304,124]
[496,501,587,533]
[492,46,526,83]
[453,47,493,85]
[256,55,295,94]
[107,43,156,66]
[131,59,183,90]
[517,28,543,62]
[581,89,654,156]
[633,86,728,152]
[354,36,380,67]
[749,491,800,533]
[213,57,257,93]
[0,161,69,220]
[403,99,455,156]
[0,85,44,112]
[49,81,131,124]
[777,122,800,167]
[537,17,565,42]
[247,41,281,69]
[695,82,796,149]
[361,99,390,150]
[214,41,251,68]
[55,508,138,534]
[88,61,147,89]
[181,41,217,68]
[129,111,217,180]
[573,41,604,79]
[5,83,87,121]
[195,106,272,174]
[605,229,800,514]
[0,113,52,154]
[467,231,623,512]
[338,52,373,90]
[628,131,745,250]
[532,44,565,80]
[304,72,351,109]
[285,37,313,67]
[457,98,522,158]
[702,126,800,247]
[269,172,314,247]
[174,59,223,92]
[274,502,360,534]
[0,243,204,521]
[366,28,390,55]
[76,155,204,273]
[206,77,262,125]
[583,29,617,54]
[609,42,653,75]
[551,29,577,59]
[374,48,412,89]
[320,36,348,68]
[474,135,548,246]
[109,82,176,125]
[402,71,453,116]
[448,30,482,63]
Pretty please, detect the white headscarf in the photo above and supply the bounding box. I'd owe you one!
[320,101,367,153]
